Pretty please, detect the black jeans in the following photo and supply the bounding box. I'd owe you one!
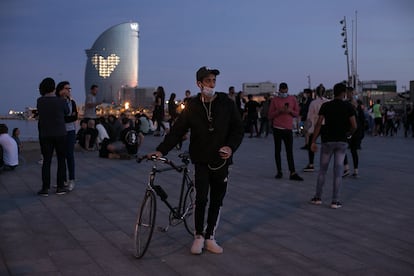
[259,117,270,136]
[194,163,228,239]
[39,135,67,189]
[272,128,296,173]
[307,133,315,164]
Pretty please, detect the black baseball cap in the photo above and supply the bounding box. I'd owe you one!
[196,66,220,82]
[279,82,288,90]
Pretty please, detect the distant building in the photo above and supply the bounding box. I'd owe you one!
[242,82,277,96]
[361,80,397,106]
[120,86,155,111]
[84,22,139,105]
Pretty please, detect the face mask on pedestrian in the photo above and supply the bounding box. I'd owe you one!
[278,92,288,98]
[201,86,215,97]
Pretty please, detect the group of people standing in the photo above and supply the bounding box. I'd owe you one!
[231,82,367,210]
[31,68,378,257]
[370,99,414,138]
[36,78,77,196]
[143,65,364,256]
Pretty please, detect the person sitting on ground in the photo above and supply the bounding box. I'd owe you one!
[0,124,19,171]
[107,114,122,141]
[135,113,151,135]
[84,119,99,151]
[12,128,23,154]
[76,119,88,149]
[95,117,110,146]
[100,117,143,159]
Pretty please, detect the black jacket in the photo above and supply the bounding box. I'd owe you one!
[157,92,244,165]
[64,99,78,123]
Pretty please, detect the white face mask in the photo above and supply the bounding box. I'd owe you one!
[279,92,288,98]
[202,86,215,97]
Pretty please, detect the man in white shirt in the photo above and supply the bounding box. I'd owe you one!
[303,84,330,172]
[0,124,19,170]
[95,117,110,144]
[84,84,100,119]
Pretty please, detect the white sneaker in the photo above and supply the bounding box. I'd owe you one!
[68,180,75,191]
[205,238,223,254]
[190,235,204,255]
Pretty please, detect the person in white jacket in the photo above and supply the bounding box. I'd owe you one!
[303,84,330,172]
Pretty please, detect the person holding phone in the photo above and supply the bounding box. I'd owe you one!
[146,66,244,255]
[268,82,303,181]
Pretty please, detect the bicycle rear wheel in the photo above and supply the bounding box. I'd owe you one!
[183,185,195,236]
[134,190,156,258]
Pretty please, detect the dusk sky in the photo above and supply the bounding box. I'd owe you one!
[0,0,413,113]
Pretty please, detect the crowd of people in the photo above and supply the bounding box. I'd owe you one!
[3,70,413,258]
[33,80,149,196]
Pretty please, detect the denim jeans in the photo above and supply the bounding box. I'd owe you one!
[66,130,76,181]
[272,128,296,173]
[259,117,270,136]
[315,141,348,201]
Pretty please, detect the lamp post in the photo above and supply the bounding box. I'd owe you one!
[340,16,351,86]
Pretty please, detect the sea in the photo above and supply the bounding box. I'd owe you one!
[0,119,39,142]
[0,119,84,142]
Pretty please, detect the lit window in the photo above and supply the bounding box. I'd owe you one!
[91,54,121,78]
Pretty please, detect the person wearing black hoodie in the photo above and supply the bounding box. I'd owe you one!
[147,66,244,255]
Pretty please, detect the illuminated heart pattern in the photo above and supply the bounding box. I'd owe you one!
[91,54,120,78]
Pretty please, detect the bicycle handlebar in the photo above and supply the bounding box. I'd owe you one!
[136,154,184,173]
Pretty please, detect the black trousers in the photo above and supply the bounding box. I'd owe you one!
[39,135,66,189]
[272,128,296,173]
[193,163,228,239]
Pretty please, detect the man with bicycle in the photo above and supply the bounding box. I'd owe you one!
[148,66,244,255]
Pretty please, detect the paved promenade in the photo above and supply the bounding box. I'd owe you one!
[1,133,414,275]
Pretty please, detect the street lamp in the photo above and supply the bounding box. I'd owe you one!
[340,17,351,86]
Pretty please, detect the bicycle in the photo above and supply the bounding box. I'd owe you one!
[134,152,195,259]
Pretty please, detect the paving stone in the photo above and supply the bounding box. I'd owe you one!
[1,134,414,275]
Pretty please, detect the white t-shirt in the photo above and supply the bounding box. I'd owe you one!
[306,97,330,134]
[84,93,97,118]
[96,123,110,144]
[0,133,19,166]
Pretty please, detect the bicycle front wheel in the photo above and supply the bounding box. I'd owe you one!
[183,185,195,236]
[134,190,157,258]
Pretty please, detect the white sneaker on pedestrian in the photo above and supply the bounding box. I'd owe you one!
[68,180,75,191]
[205,238,223,254]
[190,235,204,255]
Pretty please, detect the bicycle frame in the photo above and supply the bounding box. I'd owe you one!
[134,153,195,258]
[141,154,194,229]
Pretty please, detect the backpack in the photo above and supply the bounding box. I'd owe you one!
[124,129,139,155]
